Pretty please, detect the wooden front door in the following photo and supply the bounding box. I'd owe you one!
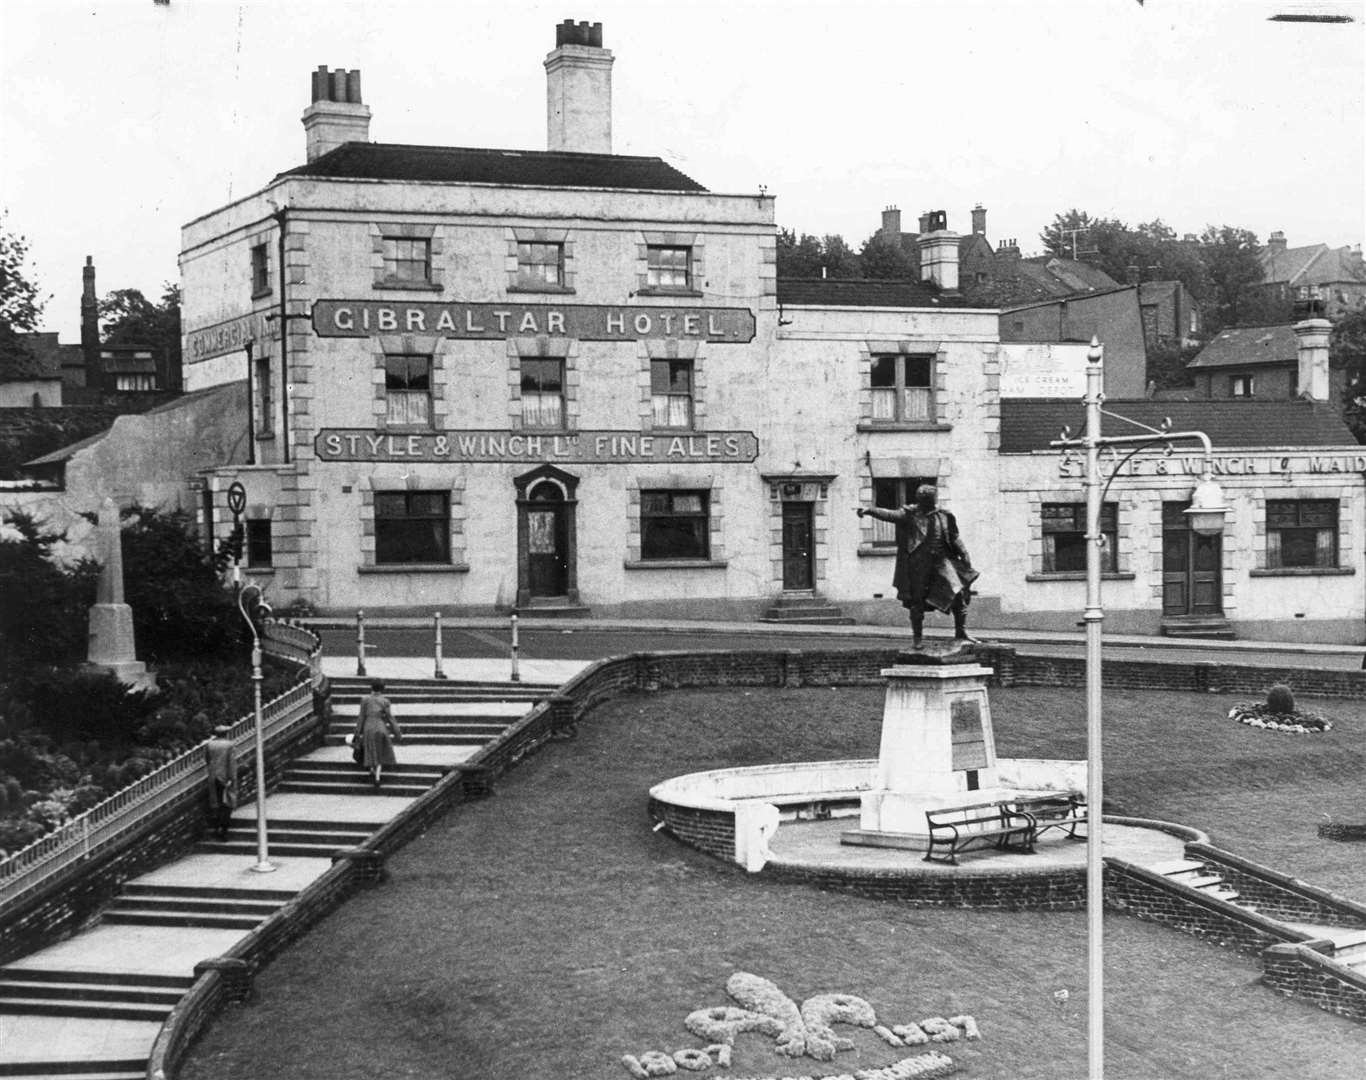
[781,502,814,590]
[1162,502,1222,616]
[526,481,567,597]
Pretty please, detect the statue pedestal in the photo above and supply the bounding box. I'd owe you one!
[843,652,997,850]
[86,603,156,692]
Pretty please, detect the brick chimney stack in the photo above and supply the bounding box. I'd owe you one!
[881,206,902,243]
[545,20,613,154]
[971,204,987,236]
[302,66,370,162]
[1268,230,1288,254]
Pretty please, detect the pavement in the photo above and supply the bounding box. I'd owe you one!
[2,626,1361,1076]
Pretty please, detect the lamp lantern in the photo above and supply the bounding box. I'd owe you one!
[1185,475,1230,536]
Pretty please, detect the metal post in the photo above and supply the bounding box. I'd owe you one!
[249,638,274,873]
[236,584,275,874]
[1083,339,1105,1080]
[434,611,446,679]
[510,609,521,683]
[356,609,366,677]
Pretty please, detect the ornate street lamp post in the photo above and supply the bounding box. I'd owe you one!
[1051,340,1227,1080]
[227,481,276,874]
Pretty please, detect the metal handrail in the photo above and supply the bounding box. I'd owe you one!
[0,621,321,913]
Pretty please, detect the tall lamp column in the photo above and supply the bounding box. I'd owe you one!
[1052,339,1227,1080]
[227,481,276,874]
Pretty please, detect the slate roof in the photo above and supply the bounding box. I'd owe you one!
[1,332,71,381]
[1261,244,1328,285]
[999,398,1356,452]
[1187,324,1296,370]
[276,142,708,192]
[1261,243,1366,286]
[1001,285,1135,314]
[776,278,978,308]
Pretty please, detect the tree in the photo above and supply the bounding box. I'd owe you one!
[0,211,50,379]
[859,234,916,279]
[1198,225,1263,333]
[775,229,863,279]
[1332,311,1366,444]
[98,283,182,375]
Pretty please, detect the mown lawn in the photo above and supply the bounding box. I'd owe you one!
[179,683,1366,1079]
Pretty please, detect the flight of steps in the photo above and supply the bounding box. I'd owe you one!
[0,966,191,1029]
[276,759,446,798]
[1152,858,1243,903]
[197,817,376,859]
[100,882,295,931]
[327,677,551,747]
[758,592,855,625]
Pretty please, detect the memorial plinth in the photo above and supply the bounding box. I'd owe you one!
[843,646,1000,850]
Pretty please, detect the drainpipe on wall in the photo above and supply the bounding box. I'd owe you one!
[244,340,256,466]
[275,208,291,465]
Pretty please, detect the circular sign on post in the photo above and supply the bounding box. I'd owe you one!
[226,481,247,521]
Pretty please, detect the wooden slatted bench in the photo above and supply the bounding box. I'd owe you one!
[923,800,1035,865]
[1013,793,1087,841]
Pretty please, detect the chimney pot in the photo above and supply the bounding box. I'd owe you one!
[346,69,362,104]
[303,65,372,161]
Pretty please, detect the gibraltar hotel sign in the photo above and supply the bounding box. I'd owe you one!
[311,300,756,342]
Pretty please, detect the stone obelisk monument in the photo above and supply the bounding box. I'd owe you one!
[86,498,155,690]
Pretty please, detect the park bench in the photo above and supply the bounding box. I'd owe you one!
[1012,793,1087,841]
[923,800,1035,865]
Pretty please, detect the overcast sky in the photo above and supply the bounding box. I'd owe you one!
[2,0,1362,340]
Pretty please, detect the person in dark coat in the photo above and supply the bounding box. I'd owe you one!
[354,679,402,790]
[857,484,980,649]
[204,724,237,839]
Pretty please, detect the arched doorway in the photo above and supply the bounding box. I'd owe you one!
[514,465,580,608]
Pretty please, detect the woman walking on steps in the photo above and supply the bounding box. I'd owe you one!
[353,679,402,791]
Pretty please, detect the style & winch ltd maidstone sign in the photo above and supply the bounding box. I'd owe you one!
[314,429,760,464]
[311,300,756,342]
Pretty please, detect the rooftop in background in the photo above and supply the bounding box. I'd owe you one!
[1187,325,1297,370]
[275,142,708,192]
[999,398,1357,452]
[776,278,978,308]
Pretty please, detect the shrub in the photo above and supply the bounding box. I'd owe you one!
[1266,684,1296,715]
[0,512,99,675]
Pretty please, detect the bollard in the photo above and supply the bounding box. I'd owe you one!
[356,609,366,677]
[434,611,446,679]
[510,609,521,683]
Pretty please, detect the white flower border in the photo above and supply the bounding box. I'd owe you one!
[1228,702,1331,735]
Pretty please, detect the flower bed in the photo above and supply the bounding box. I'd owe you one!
[1228,701,1331,735]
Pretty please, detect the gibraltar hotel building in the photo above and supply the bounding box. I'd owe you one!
[180,21,1001,622]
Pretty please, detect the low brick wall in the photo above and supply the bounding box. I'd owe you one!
[647,798,736,862]
[1188,843,1366,928]
[764,861,1086,911]
[1263,942,1366,1023]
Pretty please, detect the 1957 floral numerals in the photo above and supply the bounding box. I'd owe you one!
[620,971,981,1076]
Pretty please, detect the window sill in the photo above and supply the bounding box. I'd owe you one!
[251,288,273,301]
[857,422,952,433]
[635,288,704,299]
[623,558,728,570]
[507,283,575,295]
[1026,572,1136,582]
[372,280,443,292]
[857,545,898,557]
[359,563,471,575]
[1250,566,1354,577]
[255,432,275,441]
[243,567,275,576]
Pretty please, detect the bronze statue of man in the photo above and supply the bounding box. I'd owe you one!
[857,484,979,649]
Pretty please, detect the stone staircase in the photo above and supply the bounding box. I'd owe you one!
[197,817,375,859]
[1151,858,1244,903]
[1150,857,1366,977]
[0,967,191,1025]
[101,882,295,931]
[758,592,855,625]
[277,759,446,798]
